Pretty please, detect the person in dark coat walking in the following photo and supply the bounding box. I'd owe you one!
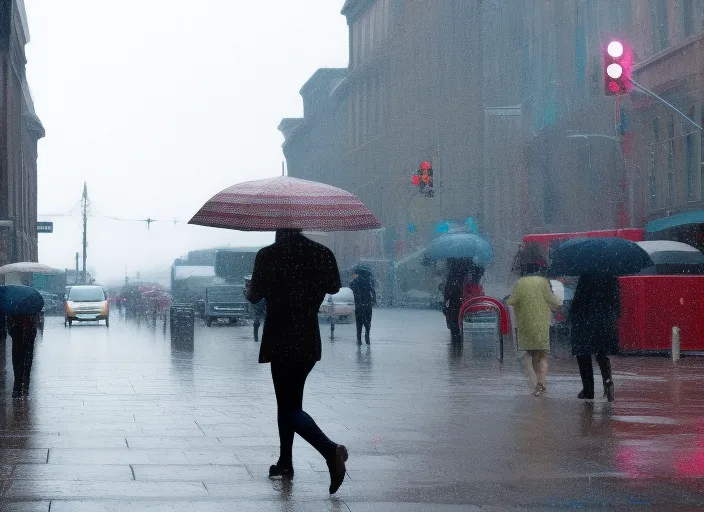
[8,314,40,398]
[570,274,619,402]
[350,271,376,345]
[246,229,348,494]
[251,299,266,342]
[443,258,470,339]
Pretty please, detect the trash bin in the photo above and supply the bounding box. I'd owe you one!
[170,304,195,345]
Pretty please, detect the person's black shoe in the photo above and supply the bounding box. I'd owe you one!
[577,390,594,400]
[327,444,348,494]
[268,463,294,479]
[605,380,615,402]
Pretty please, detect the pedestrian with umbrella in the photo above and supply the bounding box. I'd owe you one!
[507,261,561,397]
[424,233,493,340]
[550,238,654,402]
[190,175,381,494]
[0,285,44,398]
[350,265,376,345]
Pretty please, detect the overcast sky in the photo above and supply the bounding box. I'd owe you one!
[24,0,348,283]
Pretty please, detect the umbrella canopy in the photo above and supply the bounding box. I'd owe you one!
[646,210,704,233]
[189,176,381,232]
[0,285,44,315]
[0,262,59,276]
[549,237,653,277]
[423,233,494,267]
[353,264,373,276]
[635,241,704,266]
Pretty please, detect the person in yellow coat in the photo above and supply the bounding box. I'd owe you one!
[507,263,562,396]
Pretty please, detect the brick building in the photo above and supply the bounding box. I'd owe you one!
[0,0,44,266]
[279,0,704,295]
[628,1,704,248]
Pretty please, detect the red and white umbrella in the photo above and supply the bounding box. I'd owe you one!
[189,176,381,232]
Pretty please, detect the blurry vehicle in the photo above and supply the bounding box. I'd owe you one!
[65,285,109,327]
[319,287,355,323]
[204,285,250,326]
[38,290,63,316]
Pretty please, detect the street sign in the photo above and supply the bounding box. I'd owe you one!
[37,221,54,233]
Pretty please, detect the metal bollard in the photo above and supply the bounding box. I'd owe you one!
[672,326,681,362]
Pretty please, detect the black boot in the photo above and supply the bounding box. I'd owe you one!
[269,462,294,479]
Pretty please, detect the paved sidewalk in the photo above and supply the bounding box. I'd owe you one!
[1,309,704,510]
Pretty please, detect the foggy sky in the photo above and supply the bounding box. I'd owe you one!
[24,0,348,283]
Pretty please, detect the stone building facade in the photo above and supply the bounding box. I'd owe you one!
[280,0,704,294]
[0,0,44,266]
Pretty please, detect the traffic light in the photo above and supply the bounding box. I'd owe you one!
[411,161,434,197]
[603,39,632,96]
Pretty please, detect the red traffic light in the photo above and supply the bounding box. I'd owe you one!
[603,38,632,96]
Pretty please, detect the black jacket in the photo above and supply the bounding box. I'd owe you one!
[248,232,341,363]
[350,276,376,308]
[570,275,621,356]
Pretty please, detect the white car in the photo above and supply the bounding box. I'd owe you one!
[319,287,355,323]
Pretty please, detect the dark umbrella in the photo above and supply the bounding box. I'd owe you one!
[0,285,44,315]
[549,237,654,277]
[423,233,493,267]
[353,264,373,276]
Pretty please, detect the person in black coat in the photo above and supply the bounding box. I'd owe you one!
[443,258,469,339]
[246,229,348,494]
[8,314,40,398]
[350,271,376,345]
[570,274,619,402]
[251,299,266,342]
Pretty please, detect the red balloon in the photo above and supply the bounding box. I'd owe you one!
[421,161,432,171]
[412,175,420,186]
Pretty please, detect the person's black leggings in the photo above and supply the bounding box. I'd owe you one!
[270,361,337,467]
[8,315,38,395]
[446,300,462,338]
[355,306,372,342]
[576,354,612,396]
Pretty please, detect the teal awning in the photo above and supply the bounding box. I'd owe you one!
[646,210,704,233]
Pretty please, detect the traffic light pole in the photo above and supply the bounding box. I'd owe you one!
[631,79,702,132]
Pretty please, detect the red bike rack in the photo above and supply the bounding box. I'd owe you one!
[458,296,511,362]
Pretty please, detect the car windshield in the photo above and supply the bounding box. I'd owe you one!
[68,286,106,302]
[207,287,243,302]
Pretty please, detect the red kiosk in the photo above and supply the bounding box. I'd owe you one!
[519,228,704,354]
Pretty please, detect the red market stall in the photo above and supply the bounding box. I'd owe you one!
[618,275,704,353]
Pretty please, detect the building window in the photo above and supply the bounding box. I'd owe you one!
[686,131,694,201]
[701,109,704,200]
[649,0,669,52]
[667,118,675,171]
[683,0,695,37]
[668,172,675,206]
[653,118,660,141]
[648,149,657,209]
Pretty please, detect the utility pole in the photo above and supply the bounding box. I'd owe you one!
[75,252,79,284]
[81,182,89,284]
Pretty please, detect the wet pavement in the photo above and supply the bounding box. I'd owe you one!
[1,309,704,510]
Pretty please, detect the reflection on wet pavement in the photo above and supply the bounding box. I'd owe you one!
[1,309,704,510]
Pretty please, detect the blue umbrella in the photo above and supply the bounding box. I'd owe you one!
[0,285,44,315]
[424,233,494,267]
[549,238,653,277]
